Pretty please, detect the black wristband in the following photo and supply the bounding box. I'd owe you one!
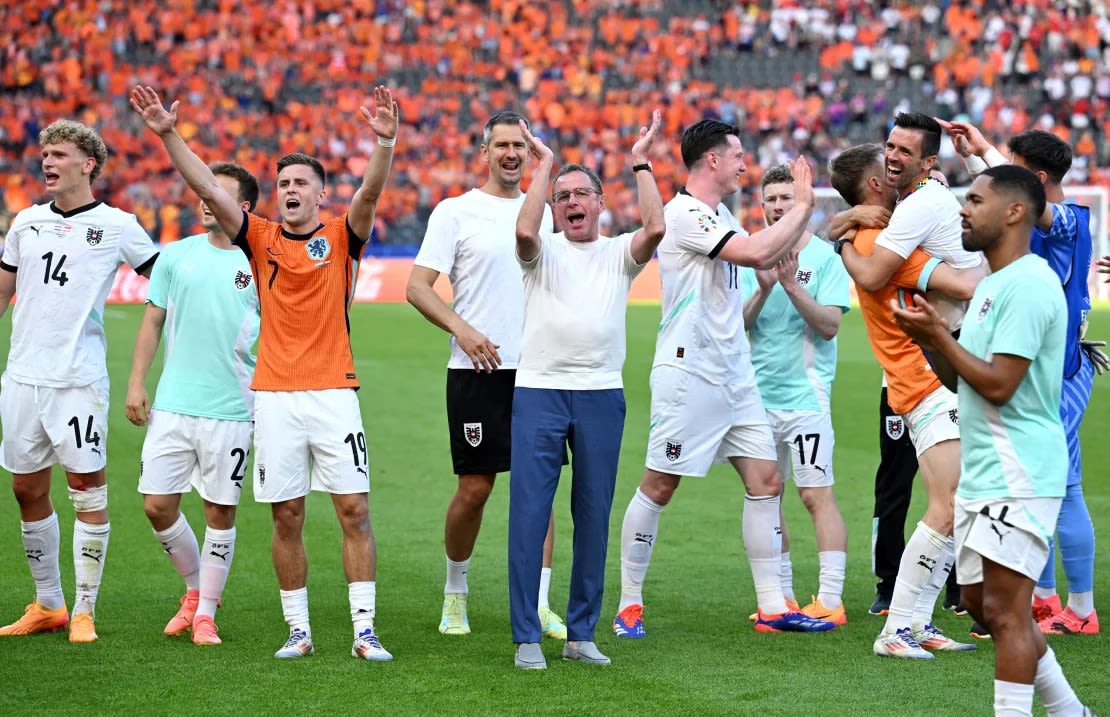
[632,163,652,173]
[833,238,848,255]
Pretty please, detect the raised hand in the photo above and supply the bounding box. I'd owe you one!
[129,86,179,136]
[630,109,662,164]
[936,118,991,158]
[1097,255,1110,282]
[776,251,800,287]
[359,85,399,141]
[518,119,554,165]
[891,294,947,350]
[790,155,814,208]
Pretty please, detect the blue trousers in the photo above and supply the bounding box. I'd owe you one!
[508,387,625,644]
[1038,353,1095,592]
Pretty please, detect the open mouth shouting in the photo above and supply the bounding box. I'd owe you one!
[564,208,588,232]
[43,170,60,187]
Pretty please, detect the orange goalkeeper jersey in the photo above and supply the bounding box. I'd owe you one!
[234,211,363,391]
[854,227,942,415]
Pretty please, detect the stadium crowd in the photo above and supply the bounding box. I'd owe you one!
[1,0,1109,246]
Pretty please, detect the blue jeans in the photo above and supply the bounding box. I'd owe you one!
[508,387,625,644]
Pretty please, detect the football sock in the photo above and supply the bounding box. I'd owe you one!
[445,556,469,595]
[1034,585,1058,600]
[779,551,795,602]
[73,520,110,617]
[538,567,552,609]
[619,488,663,610]
[1035,647,1083,715]
[153,513,200,591]
[994,680,1034,717]
[280,587,311,636]
[21,513,64,610]
[1066,591,1094,618]
[1058,482,1094,594]
[911,535,954,630]
[745,493,789,615]
[197,526,235,618]
[884,521,947,633]
[349,581,376,635]
[817,550,847,609]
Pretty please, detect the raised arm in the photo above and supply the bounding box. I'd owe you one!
[129,86,244,239]
[717,155,814,268]
[125,304,167,426]
[628,110,666,264]
[348,86,399,240]
[742,265,777,329]
[516,120,554,262]
[838,241,906,292]
[828,205,890,241]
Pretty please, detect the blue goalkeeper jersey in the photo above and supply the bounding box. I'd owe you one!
[1030,201,1091,379]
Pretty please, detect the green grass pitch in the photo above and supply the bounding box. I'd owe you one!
[0,305,1106,716]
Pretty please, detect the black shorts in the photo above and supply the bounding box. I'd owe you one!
[446,368,515,475]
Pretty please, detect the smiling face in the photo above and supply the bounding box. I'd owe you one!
[40,141,95,198]
[481,123,528,193]
[884,127,935,194]
[276,163,326,230]
[710,134,747,197]
[552,170,604,243]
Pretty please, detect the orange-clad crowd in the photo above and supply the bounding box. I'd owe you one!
[1,0,1107,248]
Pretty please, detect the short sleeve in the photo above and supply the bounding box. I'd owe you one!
[1,218,21,270]
[815,254,851,311]
[740,266,756,298]
[119,214,158,272]
[414,200,458,275]
[990,281,1060,361]
[873,196,933,260]
[233,211,276,259]
[618,232,647,277]
[672,206,737,259]
[888,248,933,291]
[1042,203,1079,246]
[145,244,174,309]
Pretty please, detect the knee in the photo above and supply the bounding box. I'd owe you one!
[143,497,175,526]
[798,487,830,514]
[455,478,494,512]
[640,476,678,506]
[747,472,783,498]
[11,478,49,506]
[272,503,305,537]
[980,594,1023,635]
[336,500,370,534]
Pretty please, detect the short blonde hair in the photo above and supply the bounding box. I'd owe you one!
[39,120,108,182]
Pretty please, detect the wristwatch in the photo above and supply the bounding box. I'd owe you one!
[632,162,652,173]
[833,238,848,255]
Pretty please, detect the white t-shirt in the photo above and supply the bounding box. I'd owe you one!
[873,178,982,327]
[414,188,553,369]
[516,231,644,390]
[2,201,158,387]
[653,189,755,386]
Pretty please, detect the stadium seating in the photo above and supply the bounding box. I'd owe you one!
[0,0,1106,249]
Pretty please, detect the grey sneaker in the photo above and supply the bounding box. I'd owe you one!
[514,642,546,670]
[562,640,611,665]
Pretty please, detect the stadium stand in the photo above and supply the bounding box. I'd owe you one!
[1,0,1107,250]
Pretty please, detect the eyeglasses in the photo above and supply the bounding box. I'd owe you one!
[552,188,600,204]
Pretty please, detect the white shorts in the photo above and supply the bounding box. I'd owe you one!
[903,385,960,457]
[766,409,835,488]
[0,374,109,474]
[253,389,369,503]
[138,410,253,506]
[646,366,775,477]
[954,496,1062,585]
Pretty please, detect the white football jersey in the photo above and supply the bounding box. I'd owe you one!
[2,201,158,387]
[653,189,755,386]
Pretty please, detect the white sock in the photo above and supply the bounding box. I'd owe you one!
[279,587,311,636]
[883,522,948,633]
[1033,586,1058,600]
[153,513,200,591]
[445,556,469,595]
[911,536,954,630]
[994,680,1035,716]
[538,567,552,609]
[197,526,235,618]
[1035,647,1083,715]
[745,494,789,615]
[22,513,64,610]
[817,550,846,609]
[1066,591,1094,618]
[779,551,795,602]
[73,520,110,617]
[349,581,376,635]
[619,488,664,610]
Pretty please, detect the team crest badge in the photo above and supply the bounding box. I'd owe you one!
[977,297,993,320]
[795,269,813,286]
[306,236,331,261]
[885,416,904,440]
[234,270,253,290]
[86,227,103,245]
[948,409,959,425]
[464,422,483,447]
[665,440,682,462]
